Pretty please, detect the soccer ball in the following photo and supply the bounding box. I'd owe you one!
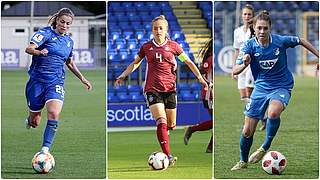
[31,151,55,173]
[148,152,169,170]
[262,151,286,175]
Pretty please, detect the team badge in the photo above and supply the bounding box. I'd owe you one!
[165,46,170,51]
[254,53,260,57]
[32,34,44,42]
[274,48,280,56]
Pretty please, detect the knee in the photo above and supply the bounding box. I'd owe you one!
[242,127,253,138]
[47,109,60,120]
[268,110,280,119]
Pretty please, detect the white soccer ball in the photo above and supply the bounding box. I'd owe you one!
[31,151,55,173]
[148,152,169,170]
[262,151,286,175]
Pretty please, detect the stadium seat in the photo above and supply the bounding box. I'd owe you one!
[118,92,130,102]
[191,82,202,91]
[128,84,142,92]
[109,30,121,41]
[177,83,190,91]
[127,39,138,50]
[108,93,120,103]
[122,31,134,40]
[135,30,145,40]
[114,85,127,93]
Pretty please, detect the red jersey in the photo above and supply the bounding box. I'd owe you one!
[201,55,213,100]
[138,39,183,93]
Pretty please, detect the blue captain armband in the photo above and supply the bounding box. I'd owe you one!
[178,52,189,62]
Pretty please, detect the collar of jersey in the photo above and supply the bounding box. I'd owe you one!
[152,38,168,47]
[255,34,272,48]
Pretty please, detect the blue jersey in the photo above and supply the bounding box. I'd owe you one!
[28,26,74,83]
[240,34,300,91]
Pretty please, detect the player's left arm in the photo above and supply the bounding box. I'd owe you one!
[300,38,319,58]
[179,53,208,91]
[66,58,92,90]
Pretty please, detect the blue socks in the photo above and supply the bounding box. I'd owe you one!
[240,135,253,162]
[262,118,280,151]
[42,120,59,150]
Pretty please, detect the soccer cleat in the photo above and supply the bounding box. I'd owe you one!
[25,118,33,129]
[248,147,267,163]
[231,161,248,171]
[168,155,177,167]
[40,146,49,153]
[183,126,193,145]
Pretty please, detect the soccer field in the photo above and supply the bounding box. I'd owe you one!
[108,129,212,179]
[214,75,319,178]
[1,70,106,178]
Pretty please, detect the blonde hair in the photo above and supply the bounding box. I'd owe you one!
[151,15,170,38]
[48,8,74,29]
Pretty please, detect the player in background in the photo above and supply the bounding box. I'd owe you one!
[115,15,208,166]
[183,38,213,153]
[232,4,266,131]
[25,8,92,154]
[231,11,319,171]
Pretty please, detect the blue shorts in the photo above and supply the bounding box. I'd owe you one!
[244,88,291,120]
[25,78,65,112]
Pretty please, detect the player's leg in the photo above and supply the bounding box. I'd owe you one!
[25,79,45,129]
[184,101,213,145]
[231,116,259,170]
[41,82,65,152]
[249,89,289,163]
[41,100,63,153]
[238,69,249,102]
[206,135,212,153]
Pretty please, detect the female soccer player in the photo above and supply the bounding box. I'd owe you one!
[231,10,319,171]
[232,4,266,131]
[115,15,208,166]
[25,8,92,153]
[183,39,213,153]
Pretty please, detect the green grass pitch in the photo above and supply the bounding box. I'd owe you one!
[214,75,319,178]
[1,70,106,178]
[108,129,212,179]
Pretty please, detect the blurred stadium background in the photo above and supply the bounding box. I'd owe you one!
[107,1,212,128]
[214,1,319,77]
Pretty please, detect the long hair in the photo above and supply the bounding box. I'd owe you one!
[48,8,74,29]
[198,38,213,63]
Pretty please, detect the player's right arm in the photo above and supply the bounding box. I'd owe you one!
[114,56,143,86]
[232,48,240,79]
[25,43,48,56]
[232,53,251,75]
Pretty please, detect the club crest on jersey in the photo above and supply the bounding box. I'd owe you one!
[203,62,208,68]
[259,58,278,69]
[165,46,170,51]
[149,47,153,51]
[32,34,44,42]
[273,48,280,56]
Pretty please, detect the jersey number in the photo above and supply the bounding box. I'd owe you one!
[156,52,162,62]
[55,85,65,98]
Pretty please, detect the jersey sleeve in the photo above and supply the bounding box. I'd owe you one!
[233,29,240,49]
[174,41,184,56]
[68,39,74,58]
[30,29,49,47]
[137,44,146,59]
[236,40,252,64]
[281,35,300,49]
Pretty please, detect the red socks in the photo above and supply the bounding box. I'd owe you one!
[191,120,212,132]
[156,117,170,156]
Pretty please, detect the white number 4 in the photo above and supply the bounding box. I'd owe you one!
[156,52,162,62]
[55,85,65,98]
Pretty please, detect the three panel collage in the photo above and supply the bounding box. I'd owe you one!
[1,0,319,179]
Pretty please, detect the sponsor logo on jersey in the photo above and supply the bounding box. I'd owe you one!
[32,34,44,42]
[259,58,278,69]
[279,94,285,98]
[274,48,280,56]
